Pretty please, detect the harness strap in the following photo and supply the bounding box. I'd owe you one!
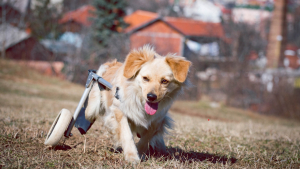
[114,87,120,100]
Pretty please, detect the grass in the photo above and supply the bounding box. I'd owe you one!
[0,59,299,168]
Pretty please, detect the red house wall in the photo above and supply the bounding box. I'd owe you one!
[6,38,53,61]
[129,21,184,56]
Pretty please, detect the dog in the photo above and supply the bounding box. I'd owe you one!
[85,45,191,163]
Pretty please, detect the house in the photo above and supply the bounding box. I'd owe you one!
[0,24,65,77]
[40,39,77,59]
[124,10,225,57]
[284,44,300,69]
[59,5,95,32]
[0,24,53,61]
[181,0,222,23]
[0,1,28,27]
[232,8,271,25]
[59,7,226,57]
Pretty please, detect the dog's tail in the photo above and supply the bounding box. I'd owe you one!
[97,64,109,77]
[85,59,121,122]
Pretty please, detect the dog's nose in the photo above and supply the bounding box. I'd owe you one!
[147,93,157,102]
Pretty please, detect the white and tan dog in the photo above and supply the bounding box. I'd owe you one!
[85,45,191,162]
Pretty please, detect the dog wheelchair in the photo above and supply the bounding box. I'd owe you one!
[44,70,112,146]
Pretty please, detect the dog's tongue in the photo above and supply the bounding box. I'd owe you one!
[145,102,159,115]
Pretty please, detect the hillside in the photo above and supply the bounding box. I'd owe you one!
[0,59,299,168]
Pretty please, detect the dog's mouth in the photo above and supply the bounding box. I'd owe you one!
[145,101,159,115]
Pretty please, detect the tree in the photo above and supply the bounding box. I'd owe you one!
[91,0,128,46]
[126,0,171,15]
[63,0,93,12]
[289,6,300,47]
[30,0,61,39]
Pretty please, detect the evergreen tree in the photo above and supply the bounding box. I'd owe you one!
[30,0,61,39]
[91,0,127,46]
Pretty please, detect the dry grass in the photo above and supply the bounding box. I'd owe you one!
[0,59,299,168]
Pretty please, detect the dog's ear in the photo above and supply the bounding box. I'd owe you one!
[123,49,154,78]
[166,56,191,83]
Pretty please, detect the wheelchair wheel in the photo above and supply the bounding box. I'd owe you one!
[44,109,73,146]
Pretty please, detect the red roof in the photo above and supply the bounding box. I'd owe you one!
[124,10,224,38]
[165,17,224,37]
[60,8,224,38]
[124,10,157,32]
[59,5,95,26]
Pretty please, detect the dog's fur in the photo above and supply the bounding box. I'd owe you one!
[85,45,191,162]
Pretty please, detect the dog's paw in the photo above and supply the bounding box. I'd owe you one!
[84,110,96,123]
[139,153,148,162]
[125,151,140,164]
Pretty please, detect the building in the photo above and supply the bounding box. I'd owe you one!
[0,24,65,77]
[181,0,222,23]
[284,44,300,69]
[0,1,28,27]
[59,8,226,58]
[59,5,95,32]
[124,10,225,57]
[0,24,53,61]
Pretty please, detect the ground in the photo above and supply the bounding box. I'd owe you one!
[0,59,299,168]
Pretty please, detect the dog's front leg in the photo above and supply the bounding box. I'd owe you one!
[137,133,151,159]
[137,121,169,158]
[110,106,140,163]
[136,127,158,159]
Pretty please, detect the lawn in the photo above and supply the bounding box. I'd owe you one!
[0,59,299,168]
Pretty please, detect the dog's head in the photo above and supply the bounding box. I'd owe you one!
[123,46,191,115]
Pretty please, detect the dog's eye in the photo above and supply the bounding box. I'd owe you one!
[143,76,149,82]
[161,79,169,84]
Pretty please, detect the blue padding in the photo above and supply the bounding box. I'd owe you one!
[75,107,93,135]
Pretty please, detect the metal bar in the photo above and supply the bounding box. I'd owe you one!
[65,83,93,137]
[85,71,94,88]
[97,77,112,89]
[64,70,112,137]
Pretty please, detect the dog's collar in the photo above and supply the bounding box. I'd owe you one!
[115,87,120,100]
